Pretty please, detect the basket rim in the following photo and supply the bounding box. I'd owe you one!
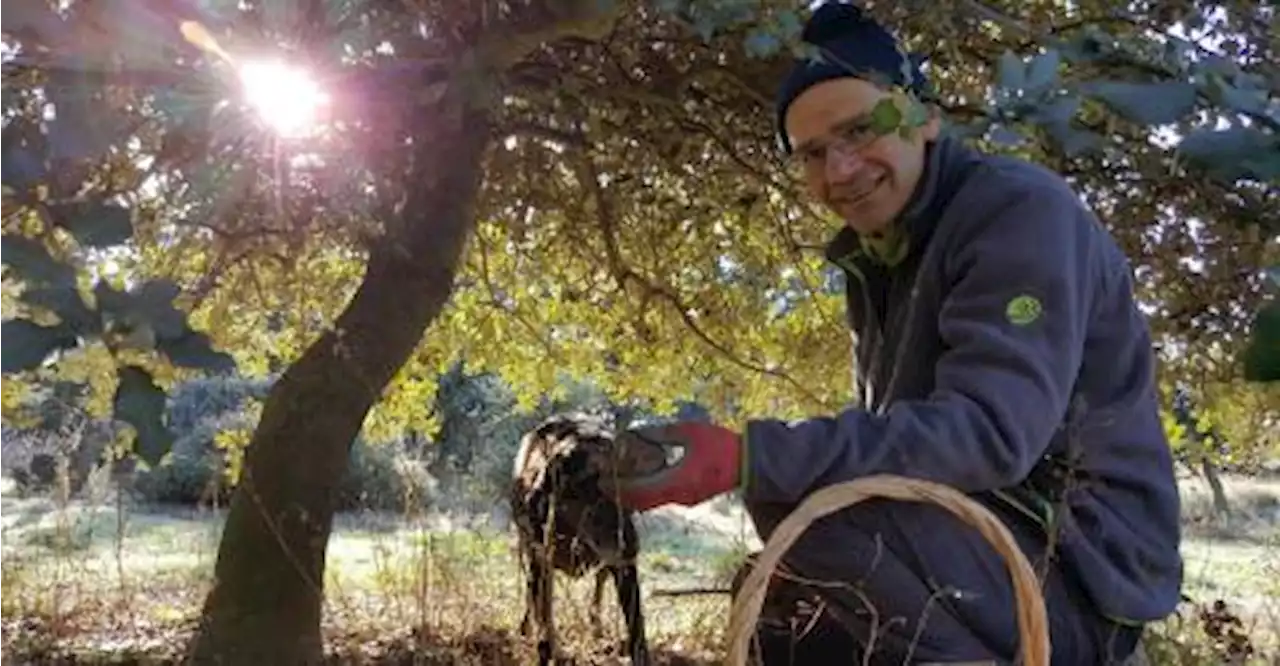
[723,474,1050,666]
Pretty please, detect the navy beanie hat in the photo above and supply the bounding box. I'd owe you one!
[775,2,930,154]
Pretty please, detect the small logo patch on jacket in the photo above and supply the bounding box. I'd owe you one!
[1005,294,1043,326]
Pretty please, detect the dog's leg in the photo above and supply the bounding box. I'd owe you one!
[521,542,556,666]
[612,563,648,665]
[519,540,536,639]
[534,557,556,666]
[590,566,609,639]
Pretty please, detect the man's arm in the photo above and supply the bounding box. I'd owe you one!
[743,179,1099,505]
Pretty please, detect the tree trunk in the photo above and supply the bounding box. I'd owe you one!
[188,106,492,664]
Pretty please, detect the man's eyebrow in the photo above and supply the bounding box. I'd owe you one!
[792,113,874,154]
[830,113,874,134]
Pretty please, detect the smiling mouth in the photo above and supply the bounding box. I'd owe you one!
[839,174,888,206]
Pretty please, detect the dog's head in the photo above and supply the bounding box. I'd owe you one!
[514,413,640,564]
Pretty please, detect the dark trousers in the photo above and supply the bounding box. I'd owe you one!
[740,495,1143,665]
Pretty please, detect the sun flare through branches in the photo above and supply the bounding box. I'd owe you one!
[238,59,329,138]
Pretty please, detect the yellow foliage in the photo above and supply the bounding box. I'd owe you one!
[8,0,1265,456]
[215,427,254,485]
[136,238,364,378]
[363,368,443,443]
[46,345,125,419]
[1,379,37,428]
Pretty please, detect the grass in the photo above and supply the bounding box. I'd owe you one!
[0,481,744,664]
[2,473,1279,664]
[1177,475,1280,613]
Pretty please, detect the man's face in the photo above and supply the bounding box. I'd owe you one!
[784,77,939,235]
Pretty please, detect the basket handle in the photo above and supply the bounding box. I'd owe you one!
[725,474,1050,666]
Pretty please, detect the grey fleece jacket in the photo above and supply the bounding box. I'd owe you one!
[742,134,1184,626]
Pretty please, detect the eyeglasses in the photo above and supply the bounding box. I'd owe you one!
[787,116,885,178]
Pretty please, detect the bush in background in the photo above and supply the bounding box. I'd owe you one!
[130,376,271,505]
[335,438,437,513]
[4,367,713,513]
[118,371,440,512]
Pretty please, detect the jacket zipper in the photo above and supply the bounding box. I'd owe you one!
[841,258,883,411]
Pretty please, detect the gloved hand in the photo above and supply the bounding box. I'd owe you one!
[603,421,746,511]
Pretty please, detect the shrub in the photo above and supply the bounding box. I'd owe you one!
[335,438,437,513]
[130,420,233,505]
[130,376,270,506]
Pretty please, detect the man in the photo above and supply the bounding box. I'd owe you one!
[604,3,1183,665]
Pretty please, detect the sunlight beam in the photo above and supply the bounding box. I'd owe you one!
[238,60,329,138]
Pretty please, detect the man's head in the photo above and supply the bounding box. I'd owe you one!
[775,3,940,236]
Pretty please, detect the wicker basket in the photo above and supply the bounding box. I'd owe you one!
[725,475,1050,666]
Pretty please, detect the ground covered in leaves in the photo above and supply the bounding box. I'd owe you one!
[2,615,719,665]
[0,478,744,665]
[3,475,1279,665]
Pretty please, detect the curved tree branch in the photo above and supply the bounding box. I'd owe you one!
[574,147,835,411]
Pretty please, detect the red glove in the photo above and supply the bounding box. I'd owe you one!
[605,421,746,511]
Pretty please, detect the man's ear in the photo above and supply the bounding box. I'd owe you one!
[920,102,943,141]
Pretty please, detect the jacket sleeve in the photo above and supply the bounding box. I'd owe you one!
[742,181,1099,505]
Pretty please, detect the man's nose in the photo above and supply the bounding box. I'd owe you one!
[824,144,868,183]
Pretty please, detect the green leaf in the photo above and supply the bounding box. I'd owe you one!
[134,279,188,339]
[1045,123,1103,157]
[1030,94,1081,126]
[997,50,1025,91]
[1200,53,1240,79]
[1080,81,1198,125]
[19,285,101,335]
[1025,49,1060,94]
[95,278,188,340]
[989,124,1025,147]
[1,234,78,286]
[1241,301,1280,383]
[113,365,175,467]
[46,201,134,248]
[1178,127,1280,183]
[902,100,930,130]
[1,319,79,374]
[869,99,903,136]
[1217,82,1266,116]
[157,331,237,373]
